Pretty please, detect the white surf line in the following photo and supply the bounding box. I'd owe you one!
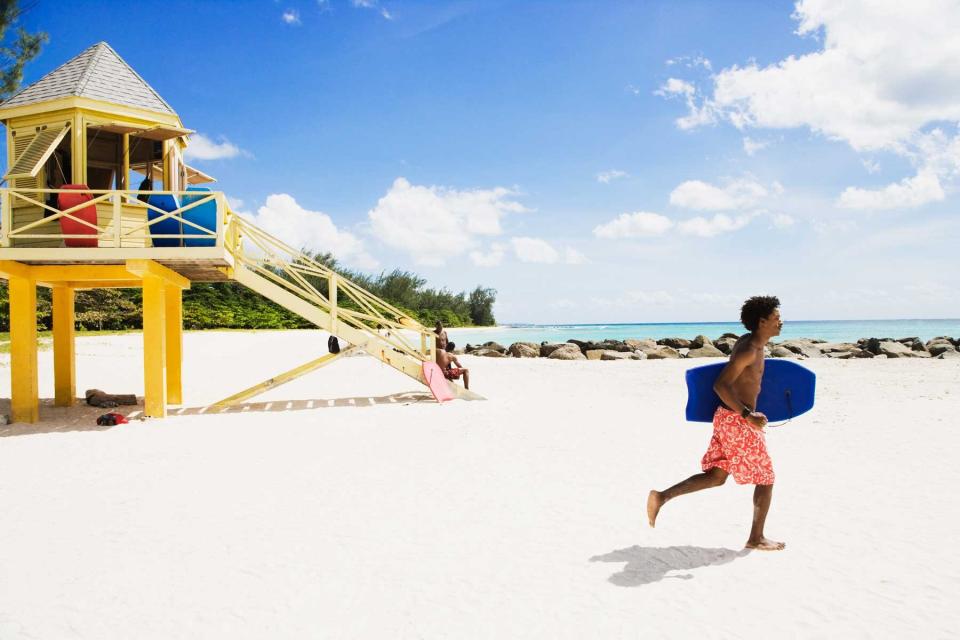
[327,399,334,407]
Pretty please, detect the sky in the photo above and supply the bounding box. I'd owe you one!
[8,0,960,323]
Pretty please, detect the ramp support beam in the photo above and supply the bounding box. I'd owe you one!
[212,346,356,408]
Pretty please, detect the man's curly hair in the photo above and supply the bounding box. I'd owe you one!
[740,295,780,332]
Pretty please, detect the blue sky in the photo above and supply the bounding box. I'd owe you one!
[12,0,960,322]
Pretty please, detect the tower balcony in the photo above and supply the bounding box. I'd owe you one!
[0,187,238,282]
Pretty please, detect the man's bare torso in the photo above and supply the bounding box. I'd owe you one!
[729,334,765,410]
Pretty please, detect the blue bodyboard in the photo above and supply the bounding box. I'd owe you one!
[685,359,816,423]
[181,186,217,247]
[147,194,182,247]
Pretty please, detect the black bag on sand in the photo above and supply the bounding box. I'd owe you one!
[328,335,341,354]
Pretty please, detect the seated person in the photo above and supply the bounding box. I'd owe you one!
[437,341,470,390]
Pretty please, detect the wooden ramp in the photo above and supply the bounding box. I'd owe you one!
[215,218,483,405]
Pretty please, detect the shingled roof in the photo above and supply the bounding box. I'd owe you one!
[0,42,176,115]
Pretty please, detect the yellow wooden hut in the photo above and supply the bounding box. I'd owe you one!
[0,42,469,425]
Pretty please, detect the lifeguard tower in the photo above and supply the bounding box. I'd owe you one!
[0,42,471,425]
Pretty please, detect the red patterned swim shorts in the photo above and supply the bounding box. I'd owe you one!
[701,406,775,485]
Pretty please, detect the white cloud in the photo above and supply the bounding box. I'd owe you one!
[470,243,506,267]
[591,290,676,308]
[596,169,627,184]
[771,213,795,228]
[563,247,588,265]
[507,238,586,265]
[862,158,881,174]
[669,177,770,210]
[282,9,300,24]
[655,78,715,129]
[663,1,960,202]
[249,194,377,269]
[593,211,673,239]
[655,78,696,98]
[184,133,247,161]
[678,213,753,237]
[351,0,392,18]
[511,237,559,264]
[677,1,960,151]
[367,177,529,266]
[742,137,769,156]
[666,55,712,71]
[837,168,945,209]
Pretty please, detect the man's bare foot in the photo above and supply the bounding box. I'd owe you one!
[647,490,664,528]
[745,537,786,551]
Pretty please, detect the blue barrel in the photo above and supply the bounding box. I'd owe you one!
[147,194,183,247]
[181,186,217,247]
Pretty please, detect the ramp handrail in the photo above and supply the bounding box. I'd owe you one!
[226,214,435,364]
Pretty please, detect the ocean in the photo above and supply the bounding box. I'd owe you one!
[445,319,960,347]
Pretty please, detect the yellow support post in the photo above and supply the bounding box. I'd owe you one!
[9,275,39,423]
[142,274,167,417]
[165,284,183,405]
[52,286,76,407]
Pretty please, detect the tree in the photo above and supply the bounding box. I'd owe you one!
[0,1,47,100]
[468,286,497,326]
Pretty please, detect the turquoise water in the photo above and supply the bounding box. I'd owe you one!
[447,319,960,347]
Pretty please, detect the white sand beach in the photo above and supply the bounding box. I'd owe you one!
[1,330,958,638]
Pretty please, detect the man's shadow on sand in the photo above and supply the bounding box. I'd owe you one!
[590,545,750,587]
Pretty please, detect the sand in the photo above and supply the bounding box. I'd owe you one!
[1,330,958,638]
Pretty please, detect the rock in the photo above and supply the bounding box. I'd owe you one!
[566,339,590,353]
[926,337,955,350]
[864,337,882,355]
[600,351,635,361]
[778,340,823,359]
[896,337,920,345]
[631,350,648,360]
[929,343,957,357]
[481,341,507,353]
[820,343,859,353]
[848,349,875,358]
[718,333,740,340]
[910,339,928,353]
[585,349,606,360]
[937,349,960,359]
[548,344,587,360]
[657,337,691,349]
[507,342,540,358]
[624,338,657,351]
[686,344,725,358]
[714,336,738,354]
[878,341,929,358]
[472,347,506,358]
[539,343,567,357]
[824,350,853,359]
[690,334,714,349]
[770,345,796,358]
[645,346,681,359]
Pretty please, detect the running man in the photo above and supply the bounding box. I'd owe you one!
[647,295,785,551]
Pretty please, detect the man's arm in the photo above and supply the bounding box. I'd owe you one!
[713,346,756,415]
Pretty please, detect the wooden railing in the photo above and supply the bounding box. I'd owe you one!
[0,188,231,249]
